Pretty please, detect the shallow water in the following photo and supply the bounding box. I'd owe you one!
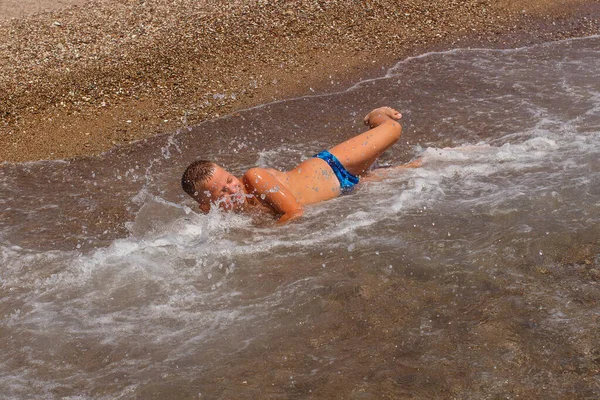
[1,36,600,399]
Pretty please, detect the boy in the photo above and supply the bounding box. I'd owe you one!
[181,106,420,222]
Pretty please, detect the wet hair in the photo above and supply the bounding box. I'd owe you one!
[181,160,215,202]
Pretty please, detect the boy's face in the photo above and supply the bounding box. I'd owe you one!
[199,165,245,211]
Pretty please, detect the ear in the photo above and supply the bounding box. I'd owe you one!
[199,202,211,214]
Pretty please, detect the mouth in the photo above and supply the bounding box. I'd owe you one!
[230,191,246,201]
[216,192,246,211]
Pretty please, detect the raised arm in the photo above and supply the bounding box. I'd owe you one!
[242,168,303,223]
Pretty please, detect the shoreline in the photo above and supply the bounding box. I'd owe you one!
[1,0,599,163]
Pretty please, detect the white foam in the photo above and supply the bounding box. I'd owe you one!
[2,35,600,399]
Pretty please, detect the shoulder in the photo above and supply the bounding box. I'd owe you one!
[242,167,269,183]
[243,167,290,196]
[244,167,266,175]
[242,167,275,191]
[243,167,285,180]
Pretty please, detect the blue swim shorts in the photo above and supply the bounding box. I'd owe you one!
[314,150,360,190]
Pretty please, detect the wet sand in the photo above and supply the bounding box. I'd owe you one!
[1,23,600,399]
[0,0,599,162]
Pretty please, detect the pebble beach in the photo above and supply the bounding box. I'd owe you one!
[2,3,600,398]
[1,0,599,162]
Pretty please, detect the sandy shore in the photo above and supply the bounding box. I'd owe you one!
[0,0,85,20]
[1,0,599,162]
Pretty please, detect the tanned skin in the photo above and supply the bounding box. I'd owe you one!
[196,107,420,223]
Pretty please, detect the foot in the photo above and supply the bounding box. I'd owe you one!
[363,106,402,128]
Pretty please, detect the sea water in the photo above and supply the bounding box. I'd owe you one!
[1,36,599,399]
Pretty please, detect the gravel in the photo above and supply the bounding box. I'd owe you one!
[1,0,599,162]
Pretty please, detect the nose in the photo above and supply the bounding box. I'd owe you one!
[227,181,240,193]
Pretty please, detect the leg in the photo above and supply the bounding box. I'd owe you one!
[328,107,402,176]
[362,157,422,180]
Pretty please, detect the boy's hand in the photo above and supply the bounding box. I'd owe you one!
[363,106,402,128]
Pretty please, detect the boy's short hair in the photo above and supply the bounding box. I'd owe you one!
[181,160,215,201]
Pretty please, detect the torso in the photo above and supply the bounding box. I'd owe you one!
[268,157,342,204]
[239,157,343,216]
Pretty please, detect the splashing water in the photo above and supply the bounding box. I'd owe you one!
[1,36,600,398]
